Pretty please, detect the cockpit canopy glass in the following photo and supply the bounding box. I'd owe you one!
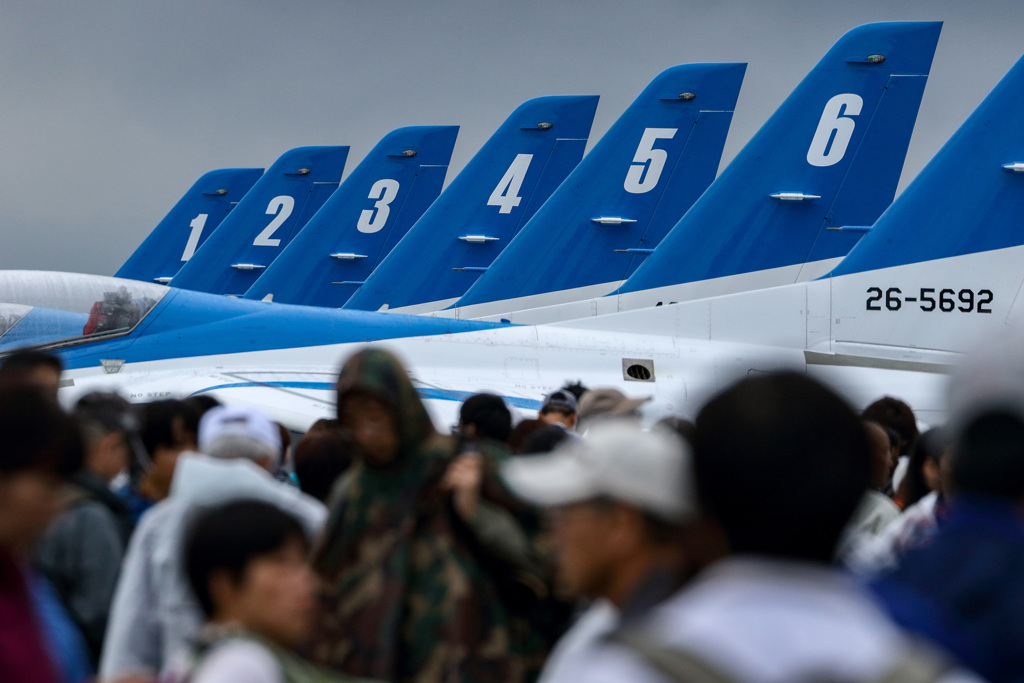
[0,271,167,350]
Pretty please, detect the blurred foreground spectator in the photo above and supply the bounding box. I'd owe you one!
[538,390,578,431]
[576,388,649,433]
[34,392,138,667]
[309,348,551,683]
[162,500,351,683]
[502,422,703,683]
[0,384,85,682]
[577,373,974,682]
[872,340,1024,681]
[0,349,63,398]
[100,405,326,681]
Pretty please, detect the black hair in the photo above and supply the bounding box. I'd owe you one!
[951,411,1024,501]
[694,372,870,563]
[75,392,138,440]
[459,393,512,444]
[560,381,588,402]
[654,415,697,446]
[183,395,221,419]
[184,500,308,619]
[293,430,354,503]
[520,424,570,455]
[863,396,919,456]
[0,350,63,376]
[0,384,83,478]
[895,426,949,508]
[139,399,199,463]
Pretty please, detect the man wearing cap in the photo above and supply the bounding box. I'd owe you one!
[576,388,650,433]
[99,404,326,682]
[539,389,579,431]
[569,373,975,683]
[502,422,701,683]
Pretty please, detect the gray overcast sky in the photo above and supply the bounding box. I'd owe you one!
[2,1,1022,275]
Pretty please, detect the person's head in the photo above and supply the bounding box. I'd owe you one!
[948,411,1024,502]
[694,372,870,564]
[503,422,696,603]
[135,399,200,501]
[576,388,650,433]
[0,384,84,551]
[520,423,571,456]
[293,429,355,503]
[74,392,139,483]
[458,393,512,445]
[184,500,315,648]
[894,427,951,508]
[336,347,435,468]
[862,396,919,457]
[539,390,578,430]
[0,350,63,399]
[198,405,281,471]
[863,420,892,491]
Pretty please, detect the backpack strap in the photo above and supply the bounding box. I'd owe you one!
[610,628,740,683]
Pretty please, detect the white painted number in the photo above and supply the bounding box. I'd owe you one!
[357,179,401,234]
[806,93,863,167]
[180,213,207,262]
[253,195,295,247]
[488,154,533,214]
[624,128,678,194]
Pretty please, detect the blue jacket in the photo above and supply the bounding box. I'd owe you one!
[871,495,1024,682]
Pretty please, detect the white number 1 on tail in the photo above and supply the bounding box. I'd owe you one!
[180,213,208,262]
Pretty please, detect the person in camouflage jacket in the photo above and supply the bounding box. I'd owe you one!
[309,347,551,683]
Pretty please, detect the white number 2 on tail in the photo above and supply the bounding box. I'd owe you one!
[488,154,533,214]
[253,196,295,247]
[357,179,401,234]
[180,213,207,262]
[624,128,678,194]
[806,94,863,167]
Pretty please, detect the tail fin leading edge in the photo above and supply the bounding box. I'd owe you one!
[244,126,459,307]
[343,95,599,314]
[170,146,349,295]
[115,168,263,284]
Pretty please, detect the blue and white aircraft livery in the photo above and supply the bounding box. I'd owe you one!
[446,62,745,316]
[244,126,459,308]
[170,146,349,297]
[115,167,263,284]
[343,95,599,314]
[451,21,941,323]
[6,22,1024,435]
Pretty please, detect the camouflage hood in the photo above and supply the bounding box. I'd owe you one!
[310,348,545,683]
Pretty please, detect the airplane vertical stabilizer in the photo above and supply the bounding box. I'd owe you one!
[170,146,349,295]
[342,95,599,314]
[450,63,745,317]
[824,51,1024,357]
[613,21,941,308]
[115,168,263,284]
[243,126,458,307]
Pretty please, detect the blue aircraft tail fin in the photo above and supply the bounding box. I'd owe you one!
[170,146,349,295]
[453,63,745,313]
[617,21,941,303]
[115,168,263,283]
[829,53,1024,276]
[244,126,459,306]
[343,95,599,313]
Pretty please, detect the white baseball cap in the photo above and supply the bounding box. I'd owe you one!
[198,405,281,460]
[501,422,697,522]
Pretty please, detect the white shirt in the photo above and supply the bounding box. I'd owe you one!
[538,599,619,683]
[573,556,980,683]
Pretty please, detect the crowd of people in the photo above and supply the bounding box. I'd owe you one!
[0,344,1022,682]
